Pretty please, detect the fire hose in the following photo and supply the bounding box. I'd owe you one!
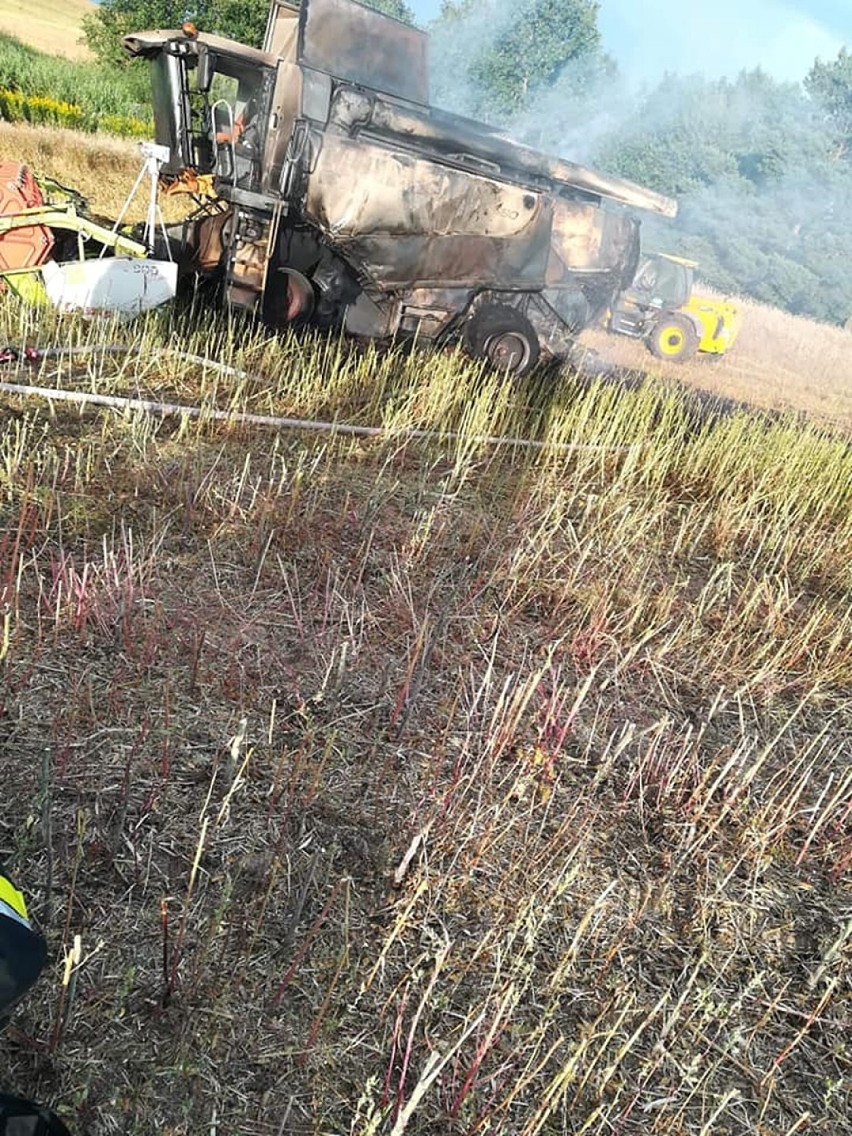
[0,343,627,454]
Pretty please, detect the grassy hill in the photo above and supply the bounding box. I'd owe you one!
[0,127,849,1136]
[0,0,94,60]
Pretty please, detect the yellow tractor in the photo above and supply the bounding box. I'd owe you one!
[608,252,741,362]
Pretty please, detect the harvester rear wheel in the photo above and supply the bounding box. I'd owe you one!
[464,304,540,377]
[648,313,698,362]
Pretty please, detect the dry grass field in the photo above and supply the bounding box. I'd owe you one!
[0,125,139,203]
[0,123,192,223]
[0,127,849,1136]
[0,0,94,60]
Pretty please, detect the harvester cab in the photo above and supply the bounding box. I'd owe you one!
[608,252,741,362]
[130,24,277,197]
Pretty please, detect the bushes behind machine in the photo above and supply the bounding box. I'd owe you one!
[0,88,150,138]
[0,33,152,138]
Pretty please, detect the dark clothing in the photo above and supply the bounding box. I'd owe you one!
[0,869,47,1024]
[0,869,65,1136]
[0,1095,71,1136]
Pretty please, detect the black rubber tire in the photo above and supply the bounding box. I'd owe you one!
[648,313,699,362]
[262,268,316,329]
[463,304,540,377]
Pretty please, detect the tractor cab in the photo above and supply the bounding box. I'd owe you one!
[627,253,694,310]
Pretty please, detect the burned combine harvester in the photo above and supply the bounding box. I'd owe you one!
[125,0,677,375]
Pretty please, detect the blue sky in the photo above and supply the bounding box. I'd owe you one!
[412,0,850,85]
[596,0,849,84]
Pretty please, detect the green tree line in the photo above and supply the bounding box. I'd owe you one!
[82,0,415,65]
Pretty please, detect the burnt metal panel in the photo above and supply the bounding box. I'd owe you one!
[124,30,277,68]
[263,61,303,192]
[298,0,429,105]
[547,201,605,275]
[263,0,299,58]
[301,69,332,123]
[147,53,191,171]
[345,292,399,337]
[327,89,677,219]
[399,287,474,338]
[546,199,638,282]
[304,134,552,290]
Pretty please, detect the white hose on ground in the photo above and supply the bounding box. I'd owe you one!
[0,346,626,454]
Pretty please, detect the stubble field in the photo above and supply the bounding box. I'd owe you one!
[0,123,849,1136]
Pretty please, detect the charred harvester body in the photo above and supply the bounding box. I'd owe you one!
[124,0,677,375]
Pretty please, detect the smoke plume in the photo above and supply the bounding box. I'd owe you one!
[422,0,852,323]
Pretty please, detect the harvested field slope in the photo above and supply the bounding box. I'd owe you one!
[0,125,140,213]
[0,0,94,60]
[0,123,191,222]
[0,312,849,1136]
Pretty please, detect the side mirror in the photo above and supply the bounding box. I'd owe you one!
[196,48,216,93]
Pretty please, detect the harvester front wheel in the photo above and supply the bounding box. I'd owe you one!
[648,314,698,362]
[464,304,540,377]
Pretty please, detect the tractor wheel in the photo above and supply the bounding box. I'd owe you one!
[648,314,699,362]
[263,267,316,328]
[463,304,540,377]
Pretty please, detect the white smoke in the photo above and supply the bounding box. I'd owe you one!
[421,0,847,98]
[417,0,852,322]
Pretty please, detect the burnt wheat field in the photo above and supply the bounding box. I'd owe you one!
[0,127,849,1136]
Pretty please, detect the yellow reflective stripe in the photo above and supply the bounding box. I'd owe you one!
[0,873,28,921]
